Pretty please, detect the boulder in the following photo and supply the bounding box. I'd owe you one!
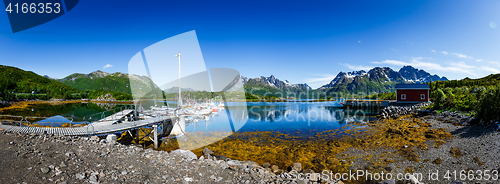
[76,173,86,180]
[89,136,99,141]
[202,147,214,156]
[270,165,279,173]
[214,155,228,161]
[262,163,271,168]
[170,149,197,161]
[290,163,302,172]
[40,167,50,174]
[406,174,421,184]
[106,134,117,143]
[227,160,240,166]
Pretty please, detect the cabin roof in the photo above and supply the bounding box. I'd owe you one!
[395,84,430,89]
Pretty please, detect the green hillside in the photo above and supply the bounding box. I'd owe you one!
[427,73,500,121]
[0,65,132,101]
[0,65,79,100]
[59,71,133,94]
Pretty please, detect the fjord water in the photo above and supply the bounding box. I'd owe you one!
[2,101,380,138]
[185,101,380,139]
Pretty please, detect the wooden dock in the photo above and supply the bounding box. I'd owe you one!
[342,99,392,108]
[89,109,135,126]
[0,114,173,136]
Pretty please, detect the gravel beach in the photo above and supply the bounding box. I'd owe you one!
[0,131,344,184]
[388,113,500,184]
[0,110,498,184]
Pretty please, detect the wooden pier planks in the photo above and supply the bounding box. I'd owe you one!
[0,115,172,136]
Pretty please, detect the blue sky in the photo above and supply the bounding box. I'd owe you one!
[0,0,499,88]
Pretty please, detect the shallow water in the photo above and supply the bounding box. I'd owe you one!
[1,101,379,138]
[185,101,380,139]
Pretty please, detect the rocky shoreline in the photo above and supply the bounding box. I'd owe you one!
[378,103,431,119]
[0,131,346,184]
[386,111,500,184]
[1,103,499,184]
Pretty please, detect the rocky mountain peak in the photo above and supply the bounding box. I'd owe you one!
[321,65,448,93]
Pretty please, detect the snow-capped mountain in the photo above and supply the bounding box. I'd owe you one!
[321,70,368,89]
[320,66,448,93]
[399,66,448,83]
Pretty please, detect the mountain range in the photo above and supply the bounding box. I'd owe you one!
[58,65,448,97]
[0,64,449,100]
[316,65,448,94]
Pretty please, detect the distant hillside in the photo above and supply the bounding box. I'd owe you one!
[59,70,160,95]
[427,73,500,121]
[0,65,79,100]
[59,71,131,93]
[429,73,500,89]
[0,65,132,101]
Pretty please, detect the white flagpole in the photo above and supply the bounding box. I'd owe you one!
[175,52,182,108]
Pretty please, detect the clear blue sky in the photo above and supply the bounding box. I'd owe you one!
[0,0,499,88]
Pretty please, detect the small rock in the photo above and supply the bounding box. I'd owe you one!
[65,152,74,157]
[376,179,396,184]
[106,134,117,142]
[270,165,279,173]
[203,147,214,156]
[262,163,271,168]
[76,173,85,180]
[40,167,50,174]
[406,174,420,184]
[297,180,307,184]
[302,169,315,174]
[89,175,98,183]
[227,160,240,166]
[216,177,223,182]
[170,149,197,161]
[90,136,99,141]
[290,163,302,172]
[214,155,228,161]
[229,165,238,170]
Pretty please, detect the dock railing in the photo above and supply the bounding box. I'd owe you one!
[0,115,26,127]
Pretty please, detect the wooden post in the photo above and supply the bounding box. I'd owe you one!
[136,128,140,142]
[152,125,158,149]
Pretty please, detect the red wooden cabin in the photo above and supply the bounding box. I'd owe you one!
[395,84,430,103]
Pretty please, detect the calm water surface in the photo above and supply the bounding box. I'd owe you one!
[2,102,380,138]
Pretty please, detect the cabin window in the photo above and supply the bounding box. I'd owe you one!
[421,94,425,100]
[401,94,406,100]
